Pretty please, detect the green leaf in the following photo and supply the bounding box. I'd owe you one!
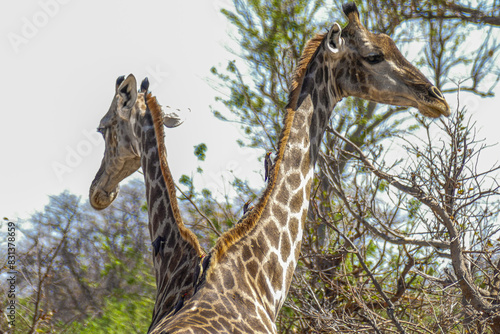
[194,143,208,161]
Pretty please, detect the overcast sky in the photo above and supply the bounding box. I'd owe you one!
[1,1,499,223]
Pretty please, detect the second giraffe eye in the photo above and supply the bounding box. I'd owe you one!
[364,53,384,64]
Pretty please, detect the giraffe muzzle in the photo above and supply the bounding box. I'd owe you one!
[89,185,119,210]
[89,164,120,210]
[413,85,450,118]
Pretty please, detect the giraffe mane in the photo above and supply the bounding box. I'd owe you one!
[209,33,326,267]
[146,93,204,256]
[287,32,327,110]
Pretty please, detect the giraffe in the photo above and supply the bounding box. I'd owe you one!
[88,74,205,332]
[149,3,449,333]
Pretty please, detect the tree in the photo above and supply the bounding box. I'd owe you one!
[306,106,500,332]
[1,180,156,333]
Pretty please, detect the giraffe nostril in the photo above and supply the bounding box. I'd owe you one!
[429,86,444,100]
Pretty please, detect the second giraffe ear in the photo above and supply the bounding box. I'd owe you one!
[116,74,138,119]
[326,23,343,53]
[162,107,187,128]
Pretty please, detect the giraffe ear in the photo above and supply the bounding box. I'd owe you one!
[116,74,138,119]
[162,106,187,128]
[326,23,343,53]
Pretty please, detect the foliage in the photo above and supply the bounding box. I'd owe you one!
[211,0,331,151]
[66,293,154,334]
[193,143,207,161]
[0,180,156,333]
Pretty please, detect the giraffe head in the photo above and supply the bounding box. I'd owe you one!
[291,2,450,118]
[89,74,183,210]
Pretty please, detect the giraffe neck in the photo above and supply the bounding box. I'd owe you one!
[247,55,339,317]
[195,45,340,325]
[134,94,203,330]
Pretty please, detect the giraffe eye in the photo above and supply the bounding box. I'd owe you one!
[97,127,106,135]
[364,53,384,64]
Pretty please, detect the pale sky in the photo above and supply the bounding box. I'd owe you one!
[1,0,265,221]
[1,1,499,223]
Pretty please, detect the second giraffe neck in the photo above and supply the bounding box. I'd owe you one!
[135,96,203,330]
[137,112,172,248]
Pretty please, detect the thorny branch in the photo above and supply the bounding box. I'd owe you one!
[28,210,74,334]
[325,107,500,330]
[313,201,408,334]
[319,150,451,251]
[175,183,222,237]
